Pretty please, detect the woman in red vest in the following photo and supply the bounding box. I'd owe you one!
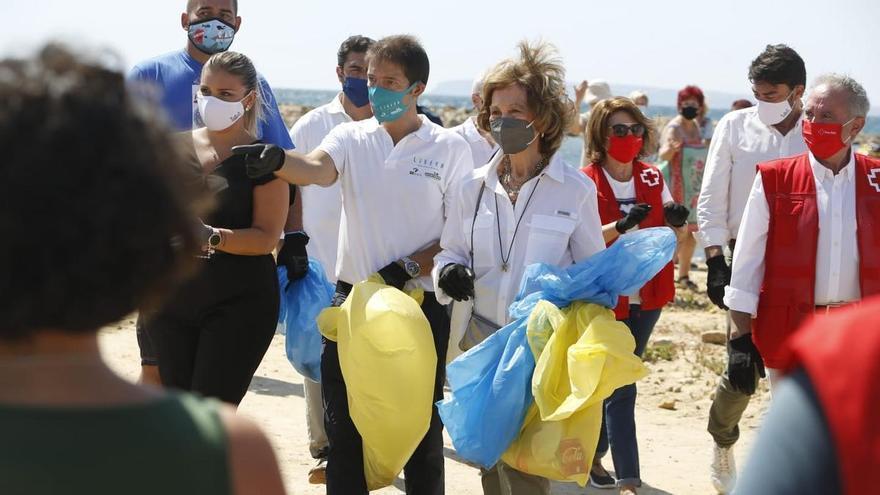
[581,97,689,494]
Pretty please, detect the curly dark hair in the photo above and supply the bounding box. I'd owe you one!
[748,44,806,89]
[0,44,201,340]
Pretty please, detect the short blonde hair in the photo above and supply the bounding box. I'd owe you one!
[587,97,657,164]
[477,40,574,159]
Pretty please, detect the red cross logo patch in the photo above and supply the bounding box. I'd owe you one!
[640,168,661,187]
[869,168,880,193]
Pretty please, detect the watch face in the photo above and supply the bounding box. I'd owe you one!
[405,260,421,277]
[208,232,222,248]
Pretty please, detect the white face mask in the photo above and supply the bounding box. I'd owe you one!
[197,93,249,131]
[756,90,795,126]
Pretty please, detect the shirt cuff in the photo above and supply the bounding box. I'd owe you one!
[698,227,729,248]
[724,286,759,316]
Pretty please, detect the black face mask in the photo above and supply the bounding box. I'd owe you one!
[680,106,699,120]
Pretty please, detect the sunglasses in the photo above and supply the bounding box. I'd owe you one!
[608,123,646,138]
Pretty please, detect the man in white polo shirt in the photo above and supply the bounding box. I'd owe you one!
[233,35,473,495]
[696,44,807,494]
[450,71,498,167]
[284,34,375,485]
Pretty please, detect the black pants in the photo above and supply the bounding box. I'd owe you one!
[144,254,279,405]
[322,283,450,495]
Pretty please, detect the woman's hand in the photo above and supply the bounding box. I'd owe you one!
[438,264,475,302]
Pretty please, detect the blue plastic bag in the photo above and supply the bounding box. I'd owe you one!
[438,316,534,468]
[439,228,675,468]
[277,258,335,382]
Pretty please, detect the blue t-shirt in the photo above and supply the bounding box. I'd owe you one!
[128,49,294,149]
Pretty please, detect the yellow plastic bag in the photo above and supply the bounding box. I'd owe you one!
[317,278,436,491]
[501,301,649,486]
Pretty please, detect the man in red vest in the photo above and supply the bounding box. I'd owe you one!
[725,73,878,383]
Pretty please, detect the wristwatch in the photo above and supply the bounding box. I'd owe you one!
[401,257,421,278]
[207,228,223,249]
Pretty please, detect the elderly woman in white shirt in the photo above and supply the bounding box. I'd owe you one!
[432,40,605,495]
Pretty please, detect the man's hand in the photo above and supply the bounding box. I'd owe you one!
[616,203,652,233]
[438,264,475,301]
[376,262,411,291]
[727,334,766,395]
[663,203,690,227]
[278,232,309,283]
[706,254,731,310]
[232,144,285,179]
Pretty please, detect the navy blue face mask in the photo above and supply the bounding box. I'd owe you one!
[342,77,370,108]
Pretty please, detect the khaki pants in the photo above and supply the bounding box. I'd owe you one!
[481,463,550,495]
[304,377,328,458]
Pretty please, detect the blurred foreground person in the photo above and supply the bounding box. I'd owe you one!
[0,45,284,495]
[737,295,880,495]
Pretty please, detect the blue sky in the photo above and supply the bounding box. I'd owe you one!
[6,0,879,112]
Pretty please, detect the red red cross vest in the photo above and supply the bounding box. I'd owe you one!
[583,161,675,320]
[778,295,880,495]
[753,152,880,367]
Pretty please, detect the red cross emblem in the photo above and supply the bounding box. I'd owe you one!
[869,168,880,193]
[640,168,661,187]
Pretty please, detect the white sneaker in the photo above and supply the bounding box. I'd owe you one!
[711,444,736,494]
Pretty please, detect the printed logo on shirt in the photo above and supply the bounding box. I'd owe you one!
[640,168,661,188]
[868,168,880,193]
[409,156,444,181]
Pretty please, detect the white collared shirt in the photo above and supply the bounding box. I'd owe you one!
[433,151,605,336]
[724,151,861,315]
[450,117,499,168]
[318,114,474,290]
[697,107,808,247]
[288,94,351,282]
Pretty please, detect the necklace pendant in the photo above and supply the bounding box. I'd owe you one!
[502,262,509,272]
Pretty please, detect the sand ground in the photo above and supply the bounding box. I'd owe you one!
[99,268,770,495]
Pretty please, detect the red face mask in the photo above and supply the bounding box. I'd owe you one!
[802,119,853,159]
[607,134,644,163]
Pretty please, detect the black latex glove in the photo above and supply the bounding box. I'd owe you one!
[438,264,475,301]
[664,203,690,227]
[278,232,309,283]
[727,334,766,395]
[377,262,412,291]
[232,144,286,179]
[616,203,652,233]
[706,255,731,310]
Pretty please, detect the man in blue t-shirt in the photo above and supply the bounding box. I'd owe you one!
[128,0,294,385]
[128,0,293,148]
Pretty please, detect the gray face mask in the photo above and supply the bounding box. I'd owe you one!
[490,117,538,155]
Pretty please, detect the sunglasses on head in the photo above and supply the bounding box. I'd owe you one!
[608,123,646,138]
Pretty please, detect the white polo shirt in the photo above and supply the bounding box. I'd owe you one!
[696,107,807,248]
[318,114,474,290]
[433,151,606,339]
[288,94,351,282]
[450,117,499,168]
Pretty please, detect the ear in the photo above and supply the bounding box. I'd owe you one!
[244,91,258,111]
[411,81,426,98]
[793,84,806,100]
[181,12,189,30]
[233,16,242,32]
[850,116,866,137]
[336,66,345,85]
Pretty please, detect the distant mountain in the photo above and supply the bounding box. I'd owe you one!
[431,79,753,110]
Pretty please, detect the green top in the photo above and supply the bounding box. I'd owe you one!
[0,393,231,495]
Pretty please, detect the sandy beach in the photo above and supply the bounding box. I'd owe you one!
[99,268,770,495]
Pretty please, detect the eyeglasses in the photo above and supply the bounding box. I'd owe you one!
[608,123,646,138]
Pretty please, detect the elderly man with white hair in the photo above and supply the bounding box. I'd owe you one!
[724,73,880,387]
[450,71,499,167]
